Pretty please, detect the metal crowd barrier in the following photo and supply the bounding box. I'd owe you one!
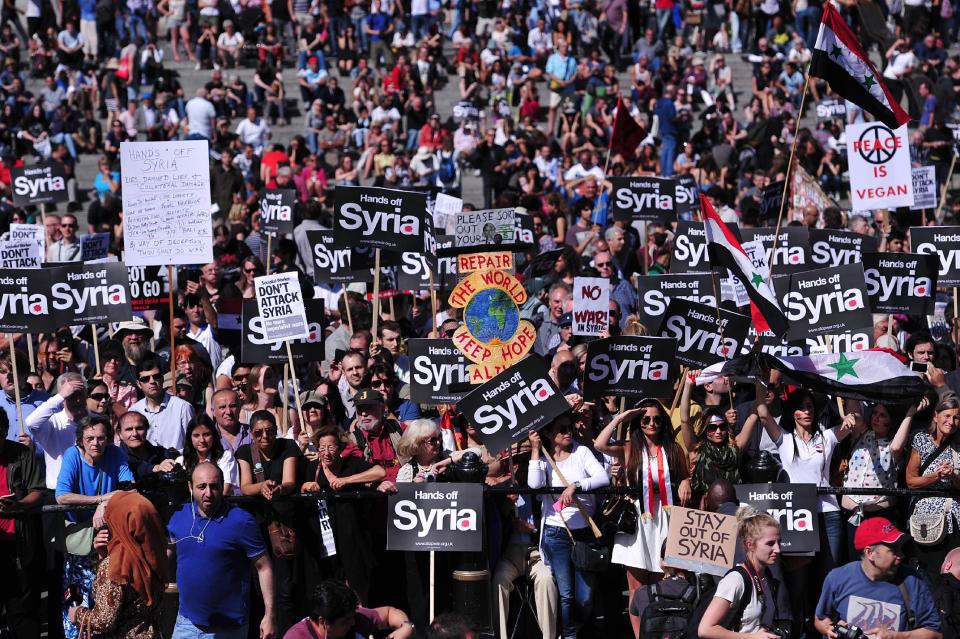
[15,484,960,514]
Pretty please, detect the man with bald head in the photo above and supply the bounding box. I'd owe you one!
[936,548,960,638]
[168,462,277,639]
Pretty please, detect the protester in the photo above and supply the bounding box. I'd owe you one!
[68,491,167,639]
[815,517,942,638]
[528,413,610,639]
[176,413,240,494]
[282,579,414,639]
[167,462,276,639]
[699,507,786,639]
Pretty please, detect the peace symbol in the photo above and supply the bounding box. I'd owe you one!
[857,125,897,165]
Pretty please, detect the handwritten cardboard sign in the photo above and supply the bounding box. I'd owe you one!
[663,506,737,577]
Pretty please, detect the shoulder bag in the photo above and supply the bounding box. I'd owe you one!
[51,468,104,556]
[251,445,298,560]
[599,471,638,536]
[909,446,956,546]
[547,447,610,573]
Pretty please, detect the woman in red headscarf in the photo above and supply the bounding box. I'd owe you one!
[68,491,168,639]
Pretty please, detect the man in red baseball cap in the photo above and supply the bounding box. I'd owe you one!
[814,517,942,639]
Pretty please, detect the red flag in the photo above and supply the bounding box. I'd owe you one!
[609,97,645,161]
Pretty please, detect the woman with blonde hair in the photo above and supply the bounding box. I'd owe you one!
[699,507,784,639]
[395,419,480,483]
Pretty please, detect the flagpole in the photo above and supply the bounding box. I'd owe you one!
[771,73,811,274]
[936,149,957,224]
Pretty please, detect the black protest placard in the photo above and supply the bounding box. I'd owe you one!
[671,221,710,273]
[582,336,679,400]
[126,265,170,312]
[456,356,570,456]
[397,235,457,291]
[655,299,750,369]
[808,229,878,268]
[408,339,471,404]
[760,181,785,224]
[609,176,677,222]
[0,269,56,333]
[815,99,847,121]
[260,189,296,237]
[10,162,69,206]
[386,483,484,552]
[862,252,939,314]
[636,272,718,331]
[333,185,426,253]
[740,227,810,274]
[307,229,354,283]
[241,298,324,363]
[783,264,873,341]
[912,226,960,287]
[736,483,819,554]
[51,262,132,325]
[675,174,700,219]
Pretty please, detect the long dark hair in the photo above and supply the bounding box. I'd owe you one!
[182,414,226,473]
[781,388,820,433]
[625,399,684,486]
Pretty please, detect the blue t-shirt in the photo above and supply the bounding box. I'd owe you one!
[55,445,134,522]
[815,561,940,634]
[78,0,96,20]
[367,13,391,40]
[167,503,266,628]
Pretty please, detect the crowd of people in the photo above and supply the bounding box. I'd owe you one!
[1,0,960,638]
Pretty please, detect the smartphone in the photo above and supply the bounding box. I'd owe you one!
[911,361,928,373]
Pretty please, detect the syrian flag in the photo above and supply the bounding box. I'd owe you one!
[811,3,910,130]
[696,350,926,405]
[701,195,789,338]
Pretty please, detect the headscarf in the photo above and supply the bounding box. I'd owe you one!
[104,491,168,607]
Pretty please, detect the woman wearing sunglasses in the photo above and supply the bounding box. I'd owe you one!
[678,372,761,507]
[236,410,301,634]
[531,414,610,639]
[594,398,691,638]
[237,255,265,299]
[85,379,114,433]
[394,419,480,483]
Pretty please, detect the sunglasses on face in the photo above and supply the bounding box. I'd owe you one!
[640,415,660,425]
[60,223,77,229]
[705,421,728,432]
[422,436,441,446]
[244,267,259,274]
[139,373,163,383]
[88,392,109,401]
[370,379,391,389]
[252,427,277,438]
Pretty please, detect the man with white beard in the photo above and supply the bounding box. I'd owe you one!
[346,388,404,487]
[113,318,157,384]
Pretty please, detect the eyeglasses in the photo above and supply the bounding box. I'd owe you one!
[244,268,259,274]
[88,392,109,401]
[252,427,277,438]
[60,223,77,229]
[138,373,163,383]
[316,445,339,453]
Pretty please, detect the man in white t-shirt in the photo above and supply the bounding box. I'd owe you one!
[235,106,271,154]
[184,88,217,140]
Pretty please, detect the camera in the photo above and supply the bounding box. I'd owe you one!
[762,626,790,639]
[834,624,866,639]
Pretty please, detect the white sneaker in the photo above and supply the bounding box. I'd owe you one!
[214,63,220,70]
[195,63,201,70]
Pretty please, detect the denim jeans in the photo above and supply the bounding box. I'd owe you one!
[51,132,77,159]
[821,510,844,567]
[171,614,247,639]
[660,135,678,177]
[795,6,822,49]
[352,16,369,52]
[541,524,595,639]
[656,8,672,38]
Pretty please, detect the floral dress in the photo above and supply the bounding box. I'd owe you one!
[911,431,960,533]
[843,431,898,502]
[72,557,164,639]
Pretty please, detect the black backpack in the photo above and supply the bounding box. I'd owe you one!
[683,566,754,639]
[640,578,701,639]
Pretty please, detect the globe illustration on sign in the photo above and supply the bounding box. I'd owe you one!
[464,289,520,344]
